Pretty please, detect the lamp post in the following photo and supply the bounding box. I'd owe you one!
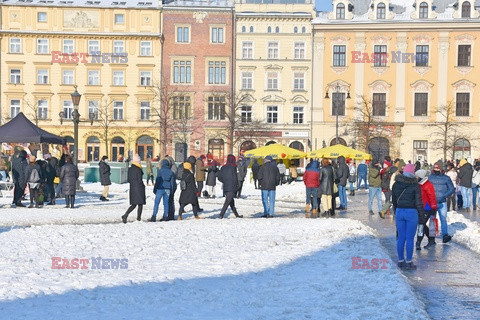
[71,86,82,165]
[325,82,350,145]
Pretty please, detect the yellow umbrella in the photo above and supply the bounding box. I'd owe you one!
[244,143,306,160]
[308,144,372,160]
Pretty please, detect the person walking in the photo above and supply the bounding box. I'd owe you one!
[236,155,249,198]
[258,156,280,218]
[99,156,111,201]
[348,160,357,196]
[12,150,28,207]
[357,160,368,190]
[44,154,56,205]
[195,155,207,197]
[60,155,79,209]
[205,159,218,198]
[392,163,425,270]
[319,158,335,217]
[251,159,260,189]
[277,161,287,186]
[217,154,243,219]
[303,159,320,218]
[445,162,457,211]
[458,158,474,212]
[367,160,382,215]
[25,155,42,208]
[289,161,298,184]
[163,155,178,221]
[415,169,438,250]
[178,162,201,220]
[336,156,349,210]
[145,156,154,186]
[149,159,175,222]
[471,161,480,210]
[379,158,397,218]
[122,154,146,223]
[428,161,455,243]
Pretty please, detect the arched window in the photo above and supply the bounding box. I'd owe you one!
[275,26,280,33]
[208,139,225,162]
[462,1,471,18]
[301,26,306,33]
[419,2,429,19]
[336,3,345,20]
[86,136,100,162]
[241,26,246,33]
[136,135,154,161]
[294,26,298,33]
[368,137,390,163]
[111,136,125,162]
[454,138,471,160]
[265,141,276,146]
[377,2,386,19]
[267,26,272,33]
[249,26,254,32]
[330,138,347,146]
[289,141,304,151]
[240,140,256,154]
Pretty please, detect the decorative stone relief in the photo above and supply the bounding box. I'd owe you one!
[64,10,99,28]
[413,66,431,76]
[395,41,408,52]
[371,35,391,45]
[193,11,208,23]
[410,80,434,92]
[330,35,349,44]
[439,40,450,54]
[413,34,433,44]
[331,66,348,75]
[368,80,391,92]
[354,42,366,51]
[291,95,308,103]
[455,33,476,44]
[326,80,350,92]
[455,66,473,76]
[452,79,475,91]
[372,66,389,76]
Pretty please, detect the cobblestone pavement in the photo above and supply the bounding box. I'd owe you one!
[339,190,480,320]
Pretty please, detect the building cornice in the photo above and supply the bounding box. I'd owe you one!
[313,22,480,31]
[0,30,162,39]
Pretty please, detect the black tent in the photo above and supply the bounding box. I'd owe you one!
[0,112,66,144]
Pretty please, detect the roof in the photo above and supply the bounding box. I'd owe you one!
[0,113,66,145]
[0,0,160,8]
[162,0,234,7]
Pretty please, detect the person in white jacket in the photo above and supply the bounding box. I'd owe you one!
[445,162,458,211]
[471,161,480,210]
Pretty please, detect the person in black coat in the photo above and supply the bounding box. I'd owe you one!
[44,154,57,205]
[60,155,79,208]
[99,156,111,201]
[12,150,28,207]
[205,159,218,198]
[236,156,249,198]
[217,154,243,219]
[336,156,349,210]
[122,154,146,223]
[257,156,281,217]
[251,159,260,189]
[178,162,201,220]
[25,156,43,208]
[319,158,335,217]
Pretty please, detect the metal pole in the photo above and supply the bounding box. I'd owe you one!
[73,108,79,165]
[335,99,339,145]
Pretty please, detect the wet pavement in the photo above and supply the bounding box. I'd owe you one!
[456,208,480,224]
[340,190,480,320]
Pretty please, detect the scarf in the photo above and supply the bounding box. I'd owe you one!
[132,162,142,170]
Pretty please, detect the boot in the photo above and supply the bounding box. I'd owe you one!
[194,215,202,220]
[405,261,417,270]
[65,195,70,208]
[312,209,318,218]
[148,216,156,222]
[137,212,142,221]
[474,205,477,210]
[352,190,355,196]
[121,214,128,224]
[379,211,385,219]
[397,260,405,269]
[415,240,421,250]
[442,234,452,243]
[305,203,310,213]
[321,211,328,218]
[329,209,335,217]
[70,196,75,209]
[177,215,183,221]
[424,237,436,249]
[233,210,243,218]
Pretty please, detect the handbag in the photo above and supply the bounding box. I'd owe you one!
[54,177,60,184]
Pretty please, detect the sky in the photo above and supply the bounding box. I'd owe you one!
[315,0,332,12]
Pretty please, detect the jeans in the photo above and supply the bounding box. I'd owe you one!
[305,188,318,209]
[349,181,355,191]
[472,186,479,208]
[381,190,392,213]
[460,186,471,209]
[55,182,63,197]
[368,187,382,212]
[338,185,347,208]
[261,190,276,215]
[0,170,7,181]
[437,202,448,236]
[395,208,418,262]
[357,175,368,189]
[152,189,170,220]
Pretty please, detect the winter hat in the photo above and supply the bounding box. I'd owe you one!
[403,163,415,175]
[265,156,273,162]
[383,159,391,167]
[415,169,428,179]
[226,154,237,166]
[433,160,443,171]
[184,162,192,172]
[132,154,141,162]
[459,158,467,168]
[44,153,52,160]
[397,159,406,171]
[29,155,36,163]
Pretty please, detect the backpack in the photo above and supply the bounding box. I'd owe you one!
[180,179,187,191]
[29,168,40,183]
[176,164,184,180]
[381,168,393,190]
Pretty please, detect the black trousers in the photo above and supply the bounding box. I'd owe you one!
[147,175,154,185]
[417,211,435,243]
[14,182,25,204]
[30,188,39,205]
[167,189,176,220]
[197,181,204,195]
[447,193,456,211]
[237,181,244,198]
[124,204,143,219]
[45,182,55,202]
[220,191,239,218]
[179,203,199,218]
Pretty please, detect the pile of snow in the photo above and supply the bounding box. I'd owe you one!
[448,211,480,254]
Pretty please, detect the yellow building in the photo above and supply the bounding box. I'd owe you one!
[0,0,162,161]
[313,0,480,162]
[235,0,316,154]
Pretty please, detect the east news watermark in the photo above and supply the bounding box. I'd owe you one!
[51,51,128,64]
[351,257,390,270]
[51,257,128,269]
[351,51,428,64]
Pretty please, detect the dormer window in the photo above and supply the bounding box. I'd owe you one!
[419,2,429,19]
[462,1,471,18]
[377,3,386,19]
[336,3,345,20]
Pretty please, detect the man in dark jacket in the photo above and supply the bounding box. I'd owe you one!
[99,156,111,201]
[251,159,260,189]
[163,156,178,221]
[178,162,201,220]
[257,156,280,218]
[379,158,398,218]
[44,154,57,205]
[12,150,28,207]
[319,158,335,217]
[25,155,43,208]
[217,154,243,219]
[357,160,368,190]
[336,156,349,210]
[303,160,320,218]
[457,158,473,212]
[236,156,249,198]
[149,159,175,222]
[368,160,382,215]
[428,160,455,243]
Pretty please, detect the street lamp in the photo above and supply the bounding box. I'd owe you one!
[325,82,351,145]
[71,86,82,166]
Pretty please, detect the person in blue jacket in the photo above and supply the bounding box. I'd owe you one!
[149,159,176,222]
[357,160,368,190]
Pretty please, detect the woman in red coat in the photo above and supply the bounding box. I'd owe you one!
[415,170,438,250]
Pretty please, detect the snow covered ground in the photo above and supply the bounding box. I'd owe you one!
[448,211,480,255]
[0,180,429,319]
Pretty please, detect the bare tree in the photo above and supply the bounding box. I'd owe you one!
[96,99,116,158]
[24,98,40,126]
[124,127,139,159]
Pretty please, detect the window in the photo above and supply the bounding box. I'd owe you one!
[293,106,304,124]
[268,42,279,59]
[113,41,125,54]
[241,105,252,123]
[63,39,74,54]
[333,45,346,66]
[419,2,428,19]
[88,100,99,120]
[241,72,253,90]
[176,26,189,43]
[293,72,305,90]
[113,71,124,86]
[140,71,151,86]
[37,100,48,119]
[10,69,21,84]
[37,69,48,84]
[456,93,470,116]
[374,45,388,67]
[10,100,20,118]
[63,100,73,119]
[267,72,278,90]
[115,14,124,24]
[113,101,124,120]
[10,38,21,53]
[302,26,306,33]
[294,26,298,33]
[37,12,47,22]
[413,140,428,149]
[208,61,226,84]
[88,40,100,55]
[332,92,345,116]
[140,41,151,56]
[241,26,246,33]
[173,60,192,84]
[207,96,226,120]
[250,26,254,32]
[242,41,253,59]
[377,3,386,19]
[462,1,471,18]
[275,26,280,33]
[458,45,471,66]
[267,26,272,33]
[88,70,100,85]
[415,45,429,67]
[62,70,74,85]
[414,93,428,116]
[140,101,150,120]
[294,42,305,59]
[267,106,278,123]
[336,3,345,19]
[372,93,386,116]
[172,95,190,120]
[211,27,224,43]
[37,39,49,54]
